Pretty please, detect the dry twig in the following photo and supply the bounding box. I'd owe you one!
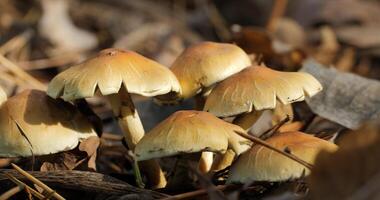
[11,163,65,200]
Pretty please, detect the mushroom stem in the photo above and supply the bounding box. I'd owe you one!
[107,89,167,188]
[212,111,263,171]
[211,149,235,171]
[107,92,144,149]
[198,152,214,173]
[194,92,214,174]
[234,130,313,169]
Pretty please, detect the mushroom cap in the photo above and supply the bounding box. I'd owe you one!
[0,86,6,105]
[227,131,338,183]
[135,110,252,161]
[170,42,251,99]
[0,90,97,157]
[47,48,181,101]
[204,65,322,117]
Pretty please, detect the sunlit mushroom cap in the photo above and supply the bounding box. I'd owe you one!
[0,90,97,157]
[170,42,251,99]
[227,131,338,183]
[47,48,181,101]
[135,110,252,161]
[204,65,322,117]
[0,86,6,105]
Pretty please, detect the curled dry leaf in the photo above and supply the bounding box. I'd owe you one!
[232,26,274,59]
[308,122,380,200]
[78,136,100,171]
[302,59,380,129]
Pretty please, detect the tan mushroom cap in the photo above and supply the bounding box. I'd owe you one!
[204,65,322,117]
[0,90,97,157]
[0,86,6,105]
[170,42,251,99]
[47,48,181,101]
[227,131,338,183]
[135,110,252,161]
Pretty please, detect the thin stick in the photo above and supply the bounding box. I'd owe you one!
[234,131,313,169]
[260,115,290,139]
[0,54,46,90]
[4,173,45,200]
[266,0,288,32]
[0,30,33,54]
[203,1,231,41]
[11,163,65,200]
[18,53,81,70]
[0,185,24,200]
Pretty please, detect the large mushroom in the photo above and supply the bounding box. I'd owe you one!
[0,90,96,157]
[135,110,252,188]
[204,64,322,170]
[47,48,181,188]
[227,131,338,184]
[135,110,252,161]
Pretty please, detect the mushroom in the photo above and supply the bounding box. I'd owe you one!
[159,41,251,103]
[135,110,252,188]
[47,48,180,188]
[0,90,96,157]
[135,110,252,161]
[204,64,322,170]
[157,41,251,173]
[227,131,338,184]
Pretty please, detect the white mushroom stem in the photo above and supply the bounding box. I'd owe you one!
[211,111,264,171]
[198,152,214,173]
[194,92,215,174]
[211,149,235,171]
[107,89,167,188]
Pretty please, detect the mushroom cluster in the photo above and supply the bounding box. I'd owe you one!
[0,41,338,192]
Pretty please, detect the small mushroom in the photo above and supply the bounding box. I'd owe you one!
[227,131,338,184]
[0,90,96,157]
[204,64,322,170]
[48,48,180,188]
[159,41,251,102]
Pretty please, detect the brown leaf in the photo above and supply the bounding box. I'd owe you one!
[78,136,100,171]
[308,122,380,200]
[79,136,100,157]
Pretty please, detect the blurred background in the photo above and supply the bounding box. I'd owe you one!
[1,0,380,132]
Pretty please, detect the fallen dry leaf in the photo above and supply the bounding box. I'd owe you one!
[302,59,380,129]
[79,136,100,171]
